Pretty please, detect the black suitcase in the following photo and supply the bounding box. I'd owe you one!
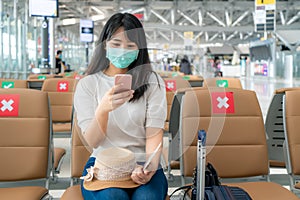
[206,185,252,200]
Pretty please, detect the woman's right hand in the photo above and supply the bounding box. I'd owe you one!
[97,85,134,114]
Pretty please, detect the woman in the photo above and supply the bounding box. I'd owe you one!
[74,13,168,200]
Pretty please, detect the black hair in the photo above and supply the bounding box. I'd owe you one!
[86,13,160,102]
[57,50,62,55]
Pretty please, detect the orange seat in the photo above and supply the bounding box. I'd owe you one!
[0,186,48,200]
[41,78,78,177]
[0,88,52,199]
[41,78,77,137]
[226,182,299,200]
[27,74,56,90]
[163,76,191,132]
[266,87,300,167]
[61,114,170,200]
[60,114,91,200]
[283,90,300,192]
[0,79,28,88]
[203,77,243,89]
[27,74,55,80]
[179,88,299,199]
[162,76,191,176]
[61,185,82,200]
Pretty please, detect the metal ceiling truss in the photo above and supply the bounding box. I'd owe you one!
[0,0,284,48]
[56,0,300,48]
[1,0,299,48]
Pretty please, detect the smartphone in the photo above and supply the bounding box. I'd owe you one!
[114,74,132,93]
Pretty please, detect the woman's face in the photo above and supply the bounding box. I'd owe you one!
[106,27,138,50]
[105,27,140,70]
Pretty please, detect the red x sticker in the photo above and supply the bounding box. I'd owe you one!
[75,75,81,80]
[0,94,20,117]
[211,92,235,114]
[165,80,177,91]
[57,81,69,92]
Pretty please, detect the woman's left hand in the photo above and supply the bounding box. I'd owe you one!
[131,165,155,185]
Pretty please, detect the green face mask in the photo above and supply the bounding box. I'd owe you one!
[106,47,139,69]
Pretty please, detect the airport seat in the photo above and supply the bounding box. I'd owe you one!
[265,87,300,167]
[164,87,202,178]
[27,74,55,80]
[62,72,85,80]
[61,114,170,200]
[185,75,204,87]
[0,79,28,88]
[157,71,178,78]
[60,114,92,200]
[41,78,77,178]
[163,76,191,132]
[0,88,52,200]
[179,88,299,200]
[162,77,191,177]
[203,77,243,89]
[41,78,78,137]
[61,185,82,200]
[282,90,300,191]
[27,74,55,90]
[0,186,49,199]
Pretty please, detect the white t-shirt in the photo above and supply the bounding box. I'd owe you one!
[74,71,167,161]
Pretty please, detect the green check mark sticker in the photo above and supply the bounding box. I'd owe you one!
[183,76,190,80]
[1,81,14,88]
[216,80,228,88]
[172,72,178,77]
[38,75,46,80]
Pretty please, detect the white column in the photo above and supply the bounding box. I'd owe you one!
[49,18,55,73]
[284,55,293,86]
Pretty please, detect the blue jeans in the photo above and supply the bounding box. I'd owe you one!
[81,157,168,200]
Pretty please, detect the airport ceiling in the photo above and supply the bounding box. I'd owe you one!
[56,0,300,49]
[2,0,300,49]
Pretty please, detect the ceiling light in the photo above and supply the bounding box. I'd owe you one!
[61,18,78,26]
[90,14,105,21]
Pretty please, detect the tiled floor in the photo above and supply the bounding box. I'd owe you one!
[50,76,300,199]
